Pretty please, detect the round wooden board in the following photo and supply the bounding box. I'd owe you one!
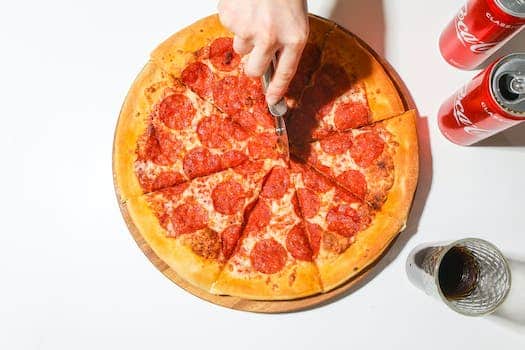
[113,15,417,314]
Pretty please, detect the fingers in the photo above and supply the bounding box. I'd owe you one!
[244,42,276,78]
[233,35,253,55]
[265,46,302,105]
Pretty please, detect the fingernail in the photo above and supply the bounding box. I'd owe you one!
[266,95,278,105]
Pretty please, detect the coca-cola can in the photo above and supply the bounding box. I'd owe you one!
[439,0,525,69]
[438,53,525,145]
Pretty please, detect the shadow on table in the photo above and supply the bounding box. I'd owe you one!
[476,28,525,71]
[473,122,525,147]
[328,0,386,56]
[488,256,525,334]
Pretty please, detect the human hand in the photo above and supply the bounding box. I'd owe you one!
[218,0,309,105]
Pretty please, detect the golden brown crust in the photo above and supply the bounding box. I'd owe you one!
[124,195,223,291]
[113,62,174,201]
[378,110,419,225]
[211,261,322,300]
[307,14,337,45]
[322,26,405,122]
[317,110,418,292]
[318,212,404,291]
[150,14,232,77]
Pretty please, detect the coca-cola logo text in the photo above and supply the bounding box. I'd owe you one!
[453,85,488,135]
[455,4,498,53]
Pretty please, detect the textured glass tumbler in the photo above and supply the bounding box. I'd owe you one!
[406,238,511,316]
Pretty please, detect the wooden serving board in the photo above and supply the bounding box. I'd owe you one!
[114,16,416,313]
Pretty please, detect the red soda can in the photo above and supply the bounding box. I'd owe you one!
[439,0,525,69]
[438,53,525,145]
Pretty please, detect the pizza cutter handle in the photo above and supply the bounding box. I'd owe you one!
[262,56,288,117]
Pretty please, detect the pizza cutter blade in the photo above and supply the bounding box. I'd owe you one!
[262,56,290,161]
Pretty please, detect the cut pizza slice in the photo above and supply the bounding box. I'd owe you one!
[287,25,405,143]
[292,110,418,216]
[211,166,322,299]
[136,79,284,192]
[290,159,404,291]
[122,159,278,292]
[151,14,335,134]
[114,61,282,199]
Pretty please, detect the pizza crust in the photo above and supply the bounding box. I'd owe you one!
[318,211,404,291]
[151,14,232,77]
[322,26,405,123]
[123,195,223,291]
[211,261,322,300]
[317,110,418,291]
[113,62,175,201]
[379,110,419,224]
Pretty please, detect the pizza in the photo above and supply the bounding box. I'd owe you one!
[113,14,419,300]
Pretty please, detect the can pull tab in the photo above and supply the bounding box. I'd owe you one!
[499,72,525,104]
[509,74,525,95]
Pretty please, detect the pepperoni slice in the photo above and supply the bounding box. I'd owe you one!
[336,170,367,199]
[297,188,320,218]
[233,160,264,176]
[157,94,195,130]
[162,182,190,199]
[150,171,186,192]
[291,193,301,218]
[286,224,313,261]
[334,186,361,204]
[260,167,290,199]
[220,224,242,258]
[300,165,332,193]
[250,238,288,274]
[252,102,276,128]
[190,229,221,259]
[181,62,213,97]
[231,110,258,133]
[334,100,369,130]
[245,201,271,234]
[232,102,274,132]
[320,132,353,155]
[238,74,265,107]
[212,180,246,215]
[197,115,248,149]
[248,132,278,159]
[154,128,183,164]
[170,201,208,236]
[350,132,385,167]
[212,76,242,114]
[197,114,229,149]
[221,150,248,169]
[305,222,322,257]
[137,126,180,166]
[326,204,361,237]
[209,37,240,72]
[183,147,222,178]
[137,126,161,161]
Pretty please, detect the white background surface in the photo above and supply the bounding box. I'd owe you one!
[1,0,524,348]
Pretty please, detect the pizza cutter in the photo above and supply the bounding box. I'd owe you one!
[261,55,290,161]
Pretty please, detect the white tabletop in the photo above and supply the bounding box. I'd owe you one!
[1,0,524,348]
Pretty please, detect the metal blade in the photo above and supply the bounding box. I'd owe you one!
[261,56,290,160]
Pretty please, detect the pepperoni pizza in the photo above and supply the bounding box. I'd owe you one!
[113,15,418,300]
